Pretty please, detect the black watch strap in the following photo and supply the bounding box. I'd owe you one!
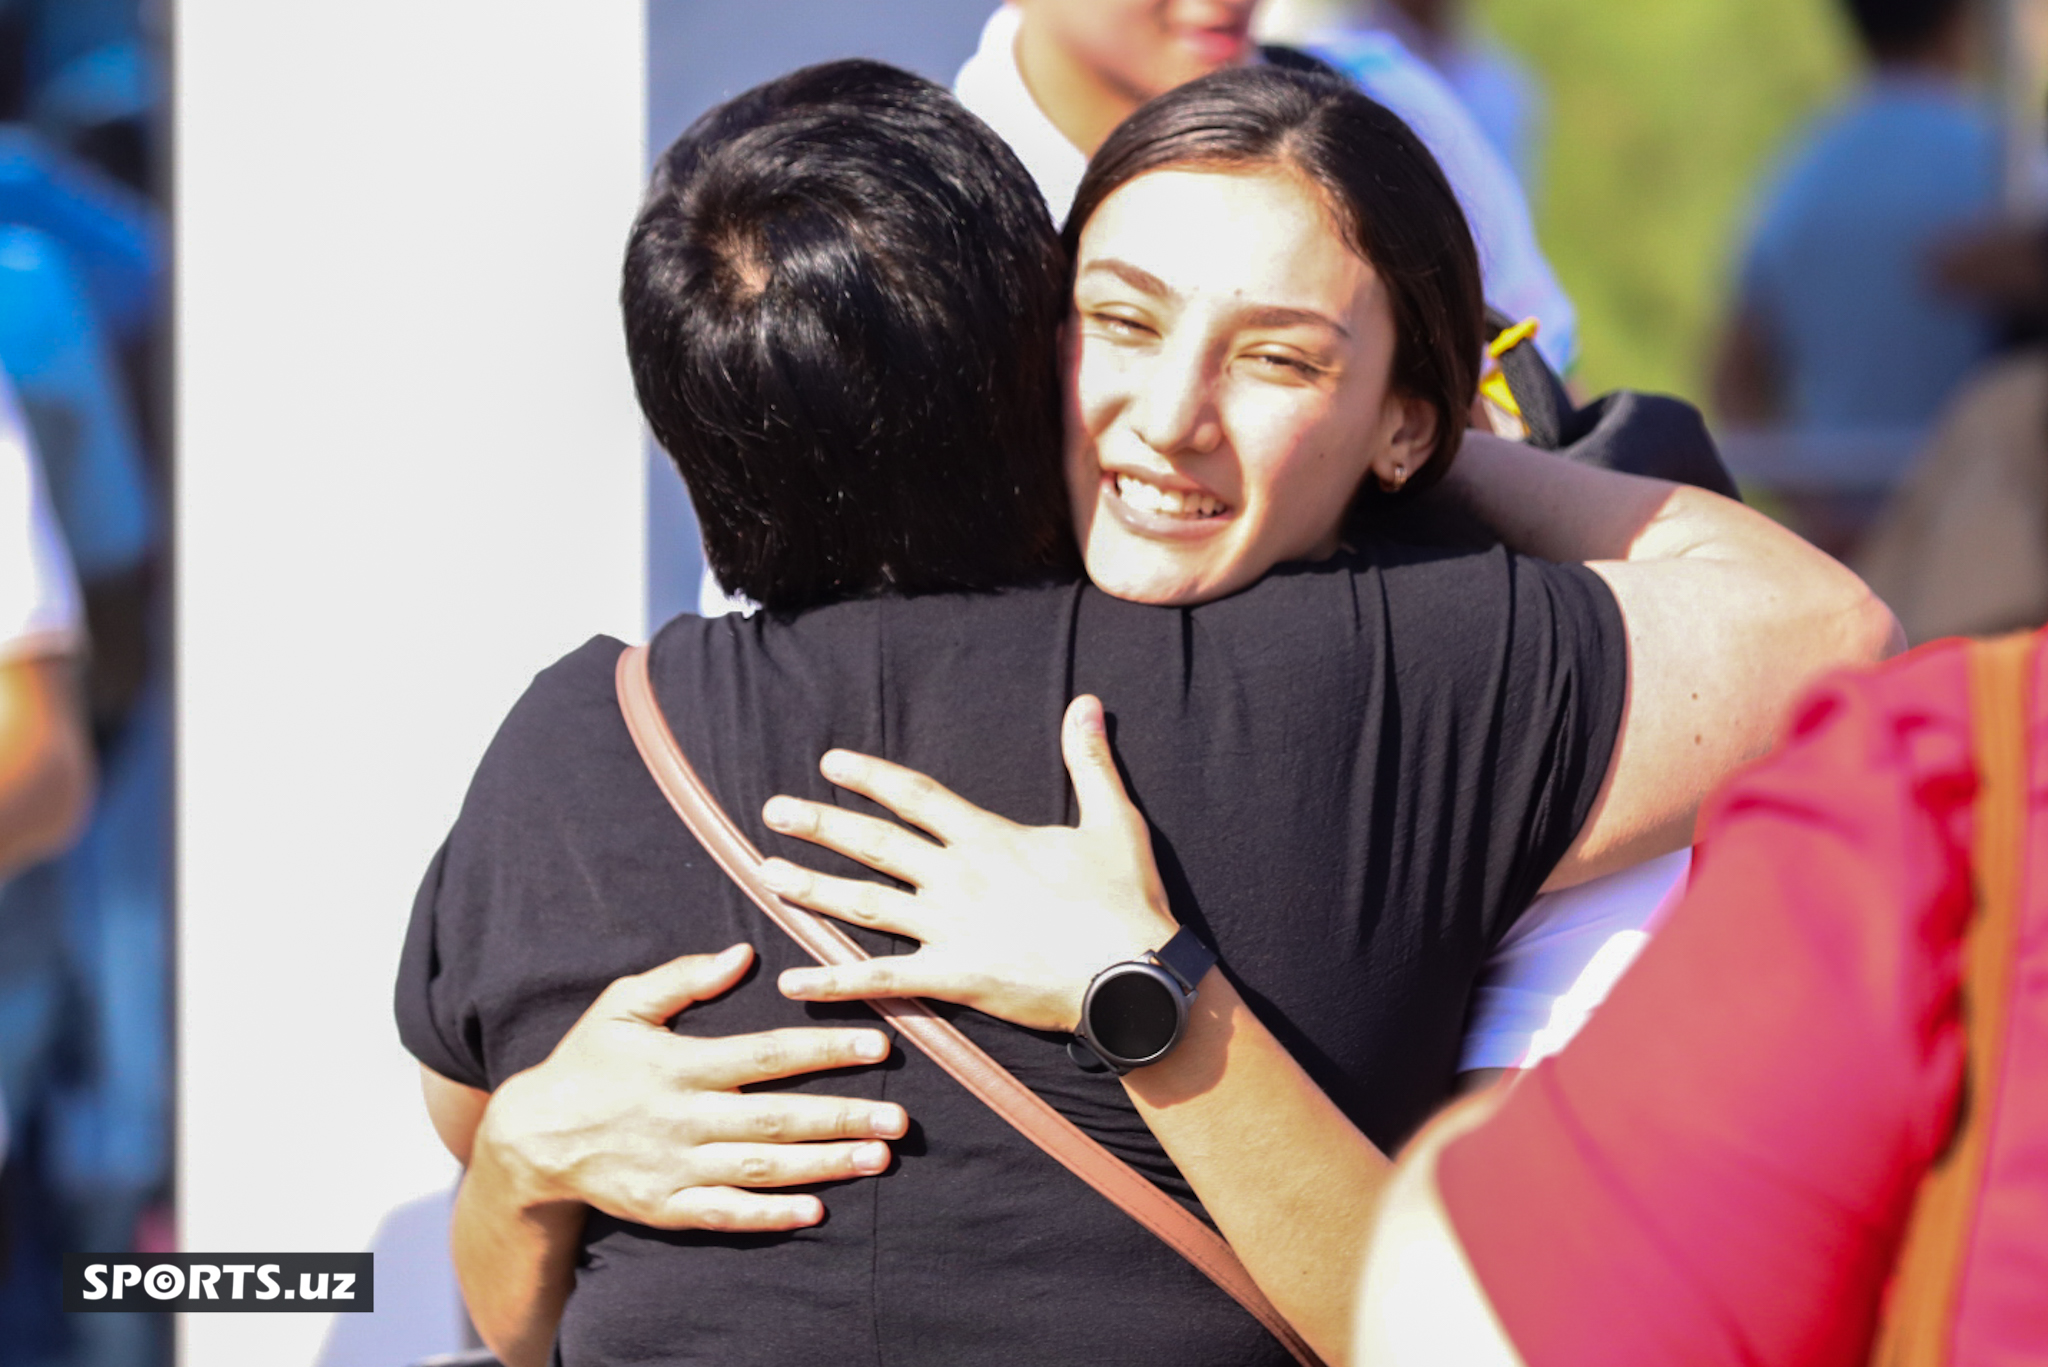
[1154,926,1216,992]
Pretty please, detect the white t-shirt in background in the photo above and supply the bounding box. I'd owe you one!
[0,368,82,664]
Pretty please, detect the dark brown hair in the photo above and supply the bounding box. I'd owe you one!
[625,60,1078,613]
[1065,66,1484,508]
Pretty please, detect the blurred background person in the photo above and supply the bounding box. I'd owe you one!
[1712,0,1999,553]
[1353,629,2047,1367]
[0,376,93,1341]
[0,2,167,1366]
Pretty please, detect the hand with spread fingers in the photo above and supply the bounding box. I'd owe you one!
[469,943,907,1234]
[759,694,1182,1033]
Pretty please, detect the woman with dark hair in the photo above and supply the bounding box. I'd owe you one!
[725,65,1899,1355]
[400,61,1892,1367]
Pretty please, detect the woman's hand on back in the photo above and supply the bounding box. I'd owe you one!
[760,695,1181,1032]
[466,944,906,1232]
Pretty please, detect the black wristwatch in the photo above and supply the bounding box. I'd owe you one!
[1067,928,1217,1075]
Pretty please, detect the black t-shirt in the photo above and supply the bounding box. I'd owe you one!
[396,544,1624,1367]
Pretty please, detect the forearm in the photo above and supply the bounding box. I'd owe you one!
[1122,972,1391,1366]
[452,1121,585,1367]
[0,655,92,880]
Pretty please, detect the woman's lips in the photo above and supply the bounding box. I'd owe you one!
[1099,470,1234,541]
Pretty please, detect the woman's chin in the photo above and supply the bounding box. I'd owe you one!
[1083,541,1241,607]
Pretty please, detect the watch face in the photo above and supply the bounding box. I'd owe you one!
[1088,968,1181,1064]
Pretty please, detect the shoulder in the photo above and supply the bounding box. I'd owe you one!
[456,634,639,828]
[1370,541,1618,663]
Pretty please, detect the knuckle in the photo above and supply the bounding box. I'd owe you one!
[752,1109,790,1142]
[749,1036,788,1075]
[691,1198,737,1232]
[738,1154,774,1184]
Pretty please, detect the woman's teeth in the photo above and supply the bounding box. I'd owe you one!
[1115,473,1226,518]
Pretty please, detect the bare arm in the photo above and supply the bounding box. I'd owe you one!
[419,947,908,1367]
[0,653,92,880]
[1122,972,1392,1362]
[425,1066,583,1367]
[1353,1088,1524,1367]
[1438,433,1899,885]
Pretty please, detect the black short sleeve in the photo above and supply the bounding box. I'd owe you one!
[394,837,488,1091]
[393,634,648,1096]
[1373,544,1626,941]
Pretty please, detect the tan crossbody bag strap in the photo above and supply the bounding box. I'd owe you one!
[1872,630,2036,1367]
[615,645,1323,1367]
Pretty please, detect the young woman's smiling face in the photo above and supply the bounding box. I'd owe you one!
[1064,165,1435,605]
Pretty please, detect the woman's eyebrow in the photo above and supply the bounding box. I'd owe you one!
[1236,304,1351,338]
[1080,257,1173,297]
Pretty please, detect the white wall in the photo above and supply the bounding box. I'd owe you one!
[174,4,646,1362]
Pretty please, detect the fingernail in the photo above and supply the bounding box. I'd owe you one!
[716,944,749,967]
[759,860,799,893]
[853,1141,890,1173]
[855,1033,889,1062]
[794,1196,824,1224]
[820,751,853,781]
[870,1105,907,1137]
[1071,696,1104,735]
[762,798,800,831]
[780,970,816,999]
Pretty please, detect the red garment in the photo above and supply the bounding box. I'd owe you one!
[1437,632,2048,1365]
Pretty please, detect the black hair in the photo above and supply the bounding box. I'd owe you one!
[1066,66,1484,522]
[623,60,1077,614]
[1843,0,1968,59]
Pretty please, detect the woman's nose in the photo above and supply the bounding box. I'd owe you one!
[1129,343,1222,458]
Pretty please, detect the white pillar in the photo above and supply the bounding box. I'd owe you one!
[173,4,645,1362]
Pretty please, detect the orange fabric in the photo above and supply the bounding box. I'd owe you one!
[1874,632,2032,1366]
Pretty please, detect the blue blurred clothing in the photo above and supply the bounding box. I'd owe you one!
[33,42,157,145]
[1307,28,1576,372]
[11,0,144,94]
[0,128,162,342]
[1357,5,1543,190]
[1739,74,2001,432]
[0,224,151,579]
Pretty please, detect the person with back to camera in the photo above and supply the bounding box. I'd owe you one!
[1714,0,1999,439]
[400,62,1896,1367]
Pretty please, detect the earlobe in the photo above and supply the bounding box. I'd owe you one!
[1374,394,1438,493]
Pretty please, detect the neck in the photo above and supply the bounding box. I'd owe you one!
[1014,12,1146,155]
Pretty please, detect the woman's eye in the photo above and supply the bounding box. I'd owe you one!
[1088,311,1153,339]
[1245,352,1319,379]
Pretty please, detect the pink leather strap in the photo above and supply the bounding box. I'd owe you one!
[615,644,1321,1367]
